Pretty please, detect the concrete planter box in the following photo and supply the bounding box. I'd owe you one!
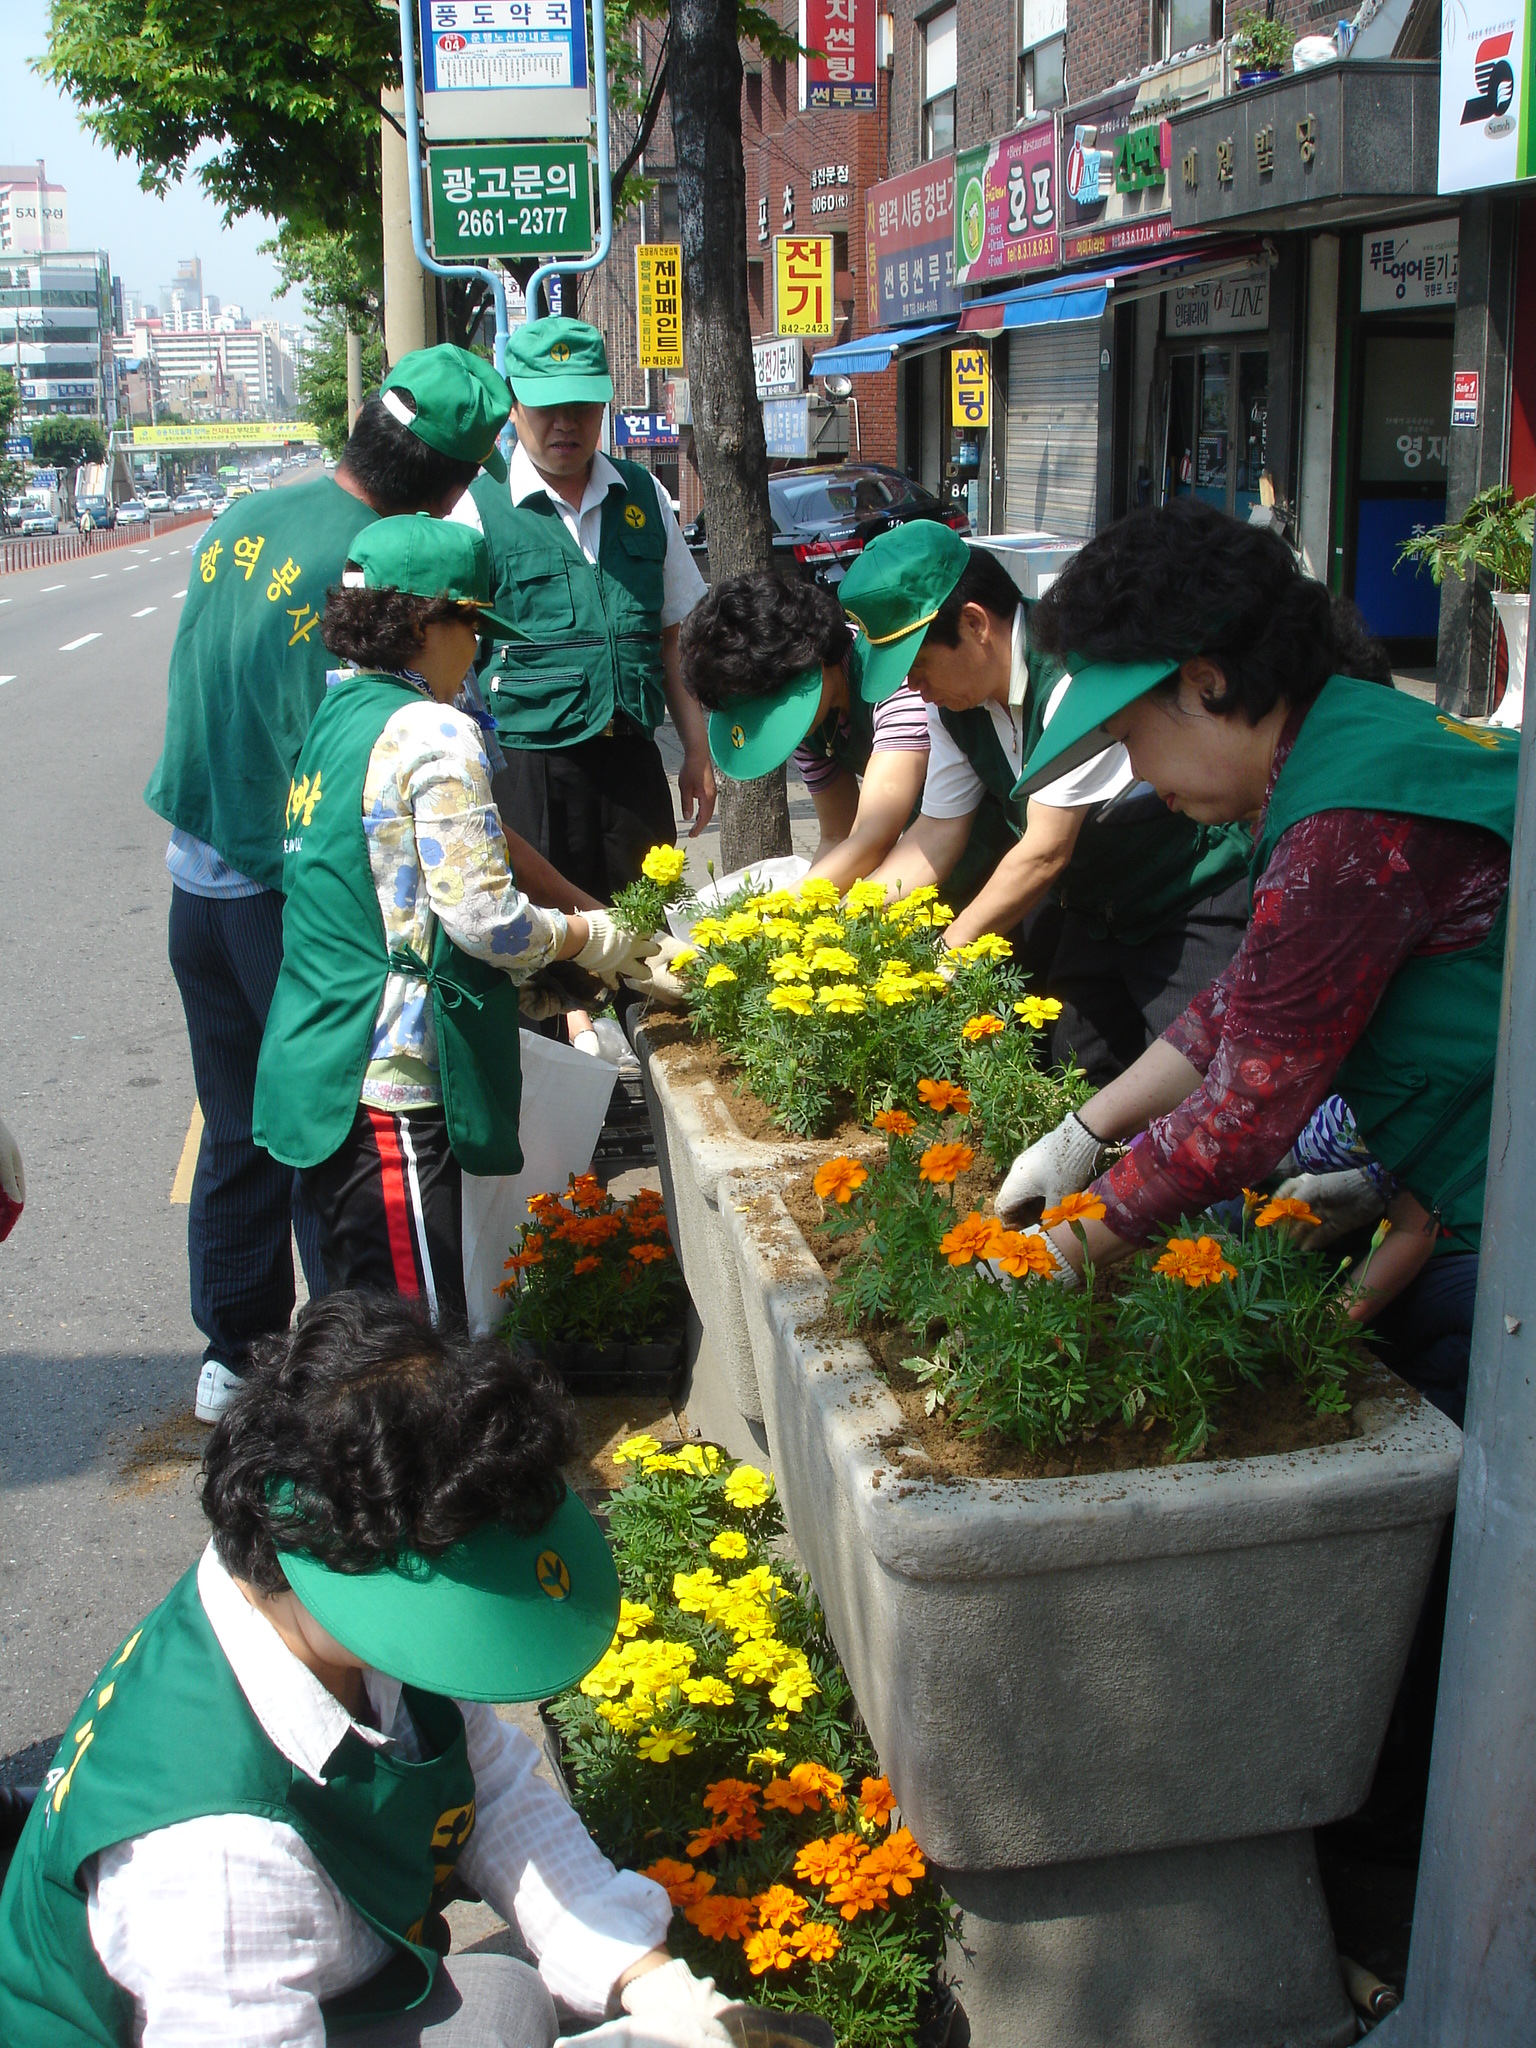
[720,1178,1462,2048]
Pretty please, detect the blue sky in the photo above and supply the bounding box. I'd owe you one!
[1,1,293,320]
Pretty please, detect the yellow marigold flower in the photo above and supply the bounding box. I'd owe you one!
[769,1714,792,1731]
[755,888,800,915]
[704,964,737,989]
[641,1451,688,1472]
[1014,995,1064,1028]
[612,1433,662,1465]
[760,916,802,941]
[916,1078,971,1114]
[871,982,916,1006]
[843,878,888,915]
[961,1012,1006,1043]
[1153,1234,1239,1289]
[791,1920,843,1963]
[919,1141,974,1185]
[597,1700,649,1734]
[710,1529,750,1560]
[915,969,948,992]
[1254,1195,1324,1230]
[726,1638,793,1684]
[1039,1192,1108,1228]
[721,911,763,943]
[689,917,725,945]
[808,945,859,975]
[812,1155,868,1204]
[743,1926,795,1975]
[636,1725,696,1763]
[817,982,867,1016]
[931,901,954,927]
[938,1211,1002,1266]
[668,945,698,970]
[613,1599,654,1639]
[722,1465,774,1509]
[672,1567,725,1612]
[872,1108,916,1135]
[768,953,811,982]
[747,1746,787,1773]
[641,844,688,886]
[681,1676,736,1707]
[957,933,1014,962]
[580,1649,629,1699]
[766,985,814,1017]
[754,1884,810,1932]
[769,1658,821,1712]
[798,878,842,910]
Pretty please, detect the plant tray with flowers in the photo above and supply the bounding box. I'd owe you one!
[547,1441,957,2048]
[497,1173,687,1393]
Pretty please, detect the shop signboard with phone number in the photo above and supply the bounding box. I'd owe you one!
[427,143,594,257]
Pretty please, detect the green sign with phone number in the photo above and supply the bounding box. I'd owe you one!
[426,143,595,260]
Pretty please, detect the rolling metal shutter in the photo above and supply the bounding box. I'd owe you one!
[1004,320,1101,539]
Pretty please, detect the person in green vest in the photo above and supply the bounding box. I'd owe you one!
[850,524,1254,1083]
[678,569,931,890]
[0,1290,738,2047]
[997,497,1517,1427]
[252,516,658,1331]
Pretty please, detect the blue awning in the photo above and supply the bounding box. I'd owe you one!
[958,242,1268,335]
[964,282,1109,332]
[810,317,958,377]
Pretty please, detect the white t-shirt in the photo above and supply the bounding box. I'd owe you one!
[920,606,1133,819]
[450,441,705,629]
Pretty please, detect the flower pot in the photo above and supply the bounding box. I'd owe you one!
[1235,64,1283,87]
[532,1334,685,1398]
[719,1176,1461,2048]
[1490,591,1528,730]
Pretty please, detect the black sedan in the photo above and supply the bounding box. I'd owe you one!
[684,464,969,586]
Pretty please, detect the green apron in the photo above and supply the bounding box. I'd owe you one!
[471,459,669,749]
[0,1569,477,2048]
[1253,676,1520,1253]
[144,477,381,891]
[253,673,524,1177]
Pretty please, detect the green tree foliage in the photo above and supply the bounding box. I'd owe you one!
[299,317,383,458]
[0,369,21,511]
[31,415,108,467]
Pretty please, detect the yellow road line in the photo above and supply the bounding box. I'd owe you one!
[170,1102,203,1204]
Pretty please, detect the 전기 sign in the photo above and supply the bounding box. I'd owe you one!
[418,0,591,141]
[428,144,593,257]
[776,236,835,337]
[636,244,684,370]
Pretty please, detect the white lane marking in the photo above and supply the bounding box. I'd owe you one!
[132,606,157,618]
[172,587,188,599]
[0,675,15,687]
[59,632,102,652]
[122,563,139,572]
[0,597,10,606]
[41,583,65,592]
[91,571,109,580]
[150,555,162,562]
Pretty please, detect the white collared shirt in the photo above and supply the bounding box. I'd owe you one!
[920,605,1134,820]
[84,1544,671,2046]
[451,442,705,629]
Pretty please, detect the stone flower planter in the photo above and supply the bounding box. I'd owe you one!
[719,1176,1462,2048]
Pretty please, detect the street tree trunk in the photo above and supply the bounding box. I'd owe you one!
[669,0,791,869]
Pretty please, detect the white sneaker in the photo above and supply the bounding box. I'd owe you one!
[195,1360,245,1423]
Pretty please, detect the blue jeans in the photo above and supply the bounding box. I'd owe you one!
[1370,1251,1478,1429]
[167,885,328,1369]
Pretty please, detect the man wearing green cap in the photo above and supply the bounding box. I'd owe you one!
[450,318,715,917]
[145,345,527,1423]
[0,1292,737,2047]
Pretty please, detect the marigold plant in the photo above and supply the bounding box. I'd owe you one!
[497,1176,683,1347]
[613,841,695,936]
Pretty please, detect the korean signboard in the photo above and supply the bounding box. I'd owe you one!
[764,394,814,459]
[776,236,835,337]
[131,424,320,447]
[950,347,990,430]
[1452,369,1481,427]
[1360,219,1460,311]
[799,0,877,111]
[1439,0,1536,193]
[636,244,685,369]
[954,119,1057,286]
[1167,273,1270,334]
[614,410,680,449]
[418,0,591,142]
[1061,51,1220,263]
[427,144,592,258]
[754,336,804,396]
[865,159,959,326]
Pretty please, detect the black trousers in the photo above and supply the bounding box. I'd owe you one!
[301,1103,466,1328]
[167,886,329,1369]
[1047,878,1250,1087]
[492,727,677,903]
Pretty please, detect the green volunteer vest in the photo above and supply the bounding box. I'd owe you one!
[0,1568,477,2048]
[252,673,524,1176]
[1253,676,1520,1253]
[472,459,668,749]
[144,478,381,891]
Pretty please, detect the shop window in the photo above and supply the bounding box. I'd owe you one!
[1156,0,1221,60]
[749,258,765,322]
[1018,35,1066,117]
[832,231,850,280]
[745,68,763,130]
[655,179,681,242]
[771,56,787,117]
[922,8,957,161]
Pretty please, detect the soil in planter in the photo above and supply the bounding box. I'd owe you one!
[643,1012,869,1147]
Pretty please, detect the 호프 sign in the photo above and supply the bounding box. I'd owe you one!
[954,120,1058,285]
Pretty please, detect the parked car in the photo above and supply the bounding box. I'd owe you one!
[115,500,150,526]
[170,493,203,514]
[20,506,60,536]
[773,464,969,584]
[144,490,171,513]
[76,495,115,533]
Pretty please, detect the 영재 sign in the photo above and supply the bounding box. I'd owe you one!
[800,0,877,111]
[954,120,1057,285]
[418,0,591,141]
[428,144,592,258]
[950,347,990,430]
[776,236,835,337]
[636,245,684,369]
[1439,0,1535,193]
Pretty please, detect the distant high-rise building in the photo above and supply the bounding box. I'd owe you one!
[0,248,116,421]
[0,160,68,254]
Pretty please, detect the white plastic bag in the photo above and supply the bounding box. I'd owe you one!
[665,855,811,941]
[460,1029,620,1337]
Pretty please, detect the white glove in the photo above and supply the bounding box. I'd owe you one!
[996,1111,1112,1223]
[518,979,578,1022]
[555,1959,736,2048]
[1270,1168,1387,1248]
[0,1113,25,1244]
[574,910,661,990]
[632,932,694,1008]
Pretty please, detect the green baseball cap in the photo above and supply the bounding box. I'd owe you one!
[1014,655,1182,798]
[707,634,889,779]
[380,344,512,483]
[278,1490,620,1703]
[507,317,615,408]
[344,513,521,638]
[838,521,973,705]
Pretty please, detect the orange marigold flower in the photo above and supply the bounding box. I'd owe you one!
[916,1078,972,1115]
[1254,1195,1324,1231]
[742,1926,796,1975]
[526,1192,563,1220]
[568,1172,606,1211]
[794,1832,864,1886]
[790,1920,843,1963]
[753,1884,809,1931]
[503,1236,544,1272]
[685,1821,737,1858]
[871,1108,916,1136]
[1040,1191,1108,1228]
[988,1230,1058,1280]
[556,1212,624,1246]
[918,1142,974,1185]
[627,1210,672,1239]
[961,1012,1006,1043]
[629,1242,671,1264]
[1153,1234,1239,1289]
[573,1255,602,1276]
[938,1211,1002,1266]
[813,1155,868,1205]
[686,1893,757,1941]
[763,1776,820,1817]
[702,1778,761,1819]
[640,1858,715,1908]
[859,1826,926,1896]
[859,1776,896,1828]
[826,1868,891,1920]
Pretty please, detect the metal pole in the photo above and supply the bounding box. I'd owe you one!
[526,0,614,323]
[1370,556,1536,2043]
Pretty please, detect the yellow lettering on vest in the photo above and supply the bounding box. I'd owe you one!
[97,1681,115,1709]
[113,1630,143,1668]
[431,1799,477,1852]
[287,771,324,830]
[198,539,223,583]
[52,1725,94,1812]
[1436,714,1502,751]
[267,555,302,603]
[287,603,321,646]
[232,534,266,581]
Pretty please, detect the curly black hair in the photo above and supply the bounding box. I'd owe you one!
[680,569,854,710]
[200,1291,578,1594]
[338,395,482,515]
[1030,500,1390,722]
[923,544,1025,649]
[321,584,486,672]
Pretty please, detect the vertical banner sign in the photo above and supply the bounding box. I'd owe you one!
[950,347,990,429]
[776,236,835,336]
[1438,0,1536,192]
[635,244,684,369]
[427,143,593,257]
[864,160,959,326]
[418,0,591,141]
[800,0,878,112]
[954,119,1058,286]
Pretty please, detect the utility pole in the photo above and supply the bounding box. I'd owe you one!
[381,82,438,366]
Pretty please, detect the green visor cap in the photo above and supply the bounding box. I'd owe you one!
[708,662,825,778]
[343,513,522,639]
[1014,655,1182,798]
[380,344,512,483]
[278,1491,620,1703]
[507,316,615,408]
[838,521,972,705]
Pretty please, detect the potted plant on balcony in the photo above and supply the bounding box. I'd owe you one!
[1398,484,1534,728]
[1231,8,1295,85]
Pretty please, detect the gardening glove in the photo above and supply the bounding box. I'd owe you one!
[574,910,662,990]
[1270,1168,1388,1248]
[631,932,694,1009]
[0,1113,23,1243]
[621,1956,736,2040]
[518,977,578,1023]
[996,1111,1117,1224]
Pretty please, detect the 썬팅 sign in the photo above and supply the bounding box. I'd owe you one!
[418,0,591,141]
[800,0,877,111]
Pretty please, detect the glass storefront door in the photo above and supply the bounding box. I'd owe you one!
[1345,322,1453,663]
[1163,345,1269,518]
